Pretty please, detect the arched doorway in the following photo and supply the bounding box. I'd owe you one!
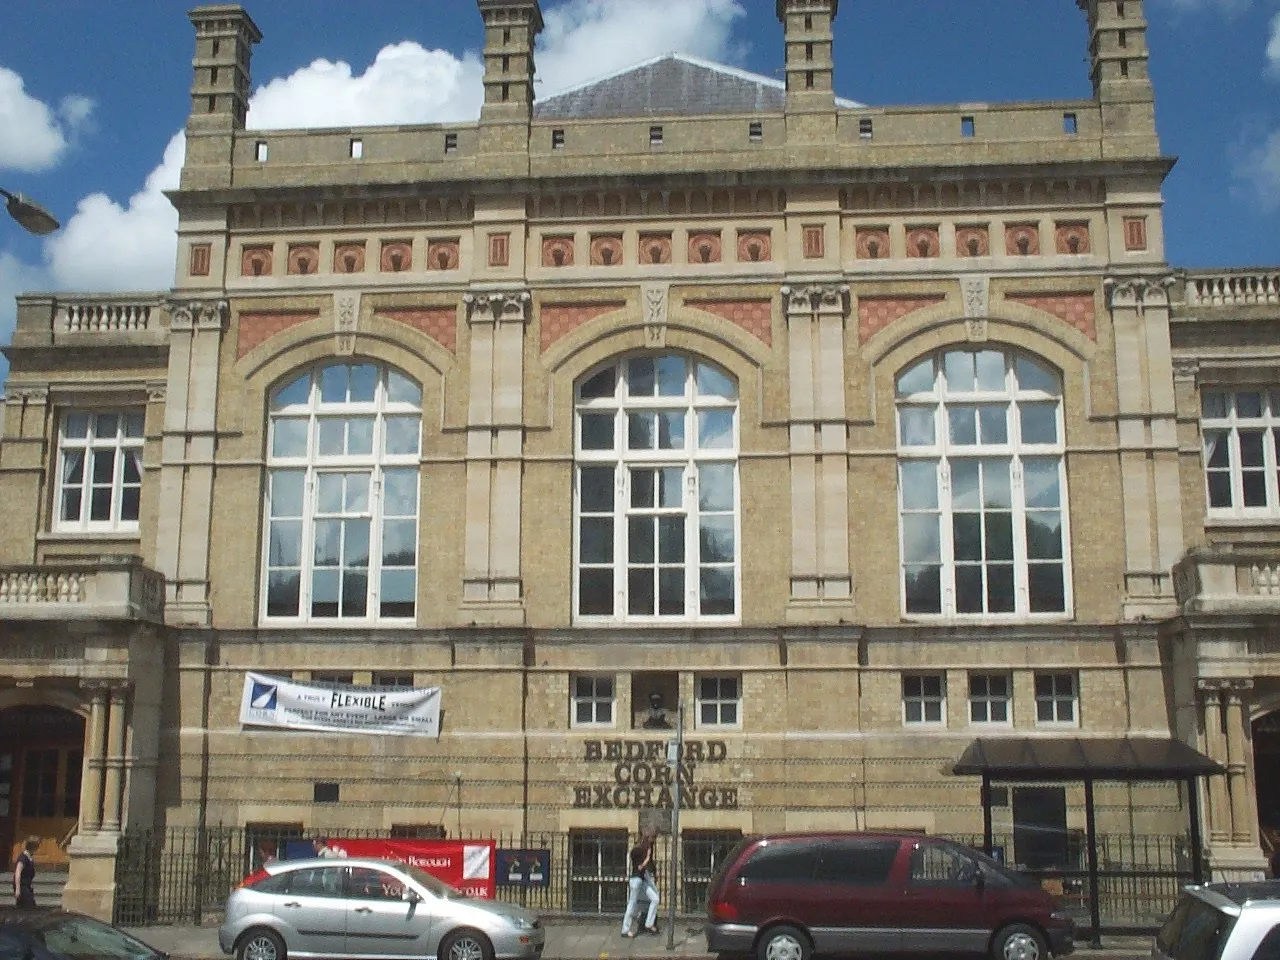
[1254,709,1280,861]
[0,705,85,868]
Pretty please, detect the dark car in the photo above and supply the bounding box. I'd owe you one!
[705,832,1074,960]
[0,908,167,960]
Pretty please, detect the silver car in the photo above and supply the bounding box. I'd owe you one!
[218,856,545,960]
[1153,881,1280,960]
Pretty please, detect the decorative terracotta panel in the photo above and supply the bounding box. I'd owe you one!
[380,240,412,272]
[590,234,623,267]
[1123,217,1147,251]
[333,243,366,274]
[802,225,825,259]
[688,231,722,265]
[906,227,940,259]
[855,227,890,260]
[540,302,626,351]
[427,239,461,271]
[688,299,773,346]
[737,230,772,263]
[189,243,211,277]
[241,245,273,277]
[857,295,946,342]
[1007,292,1097,340]
[955,226,990,258]
[541,236,574,268]
[639,233,672,265]
[381,306,457,352]
[287,244,319,275]
[237,311,317,358]
[1054,222,1091,255]
[1005,223,1041,256]
[488,232,510,268]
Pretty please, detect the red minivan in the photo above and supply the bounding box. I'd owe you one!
[705,833,1074,960]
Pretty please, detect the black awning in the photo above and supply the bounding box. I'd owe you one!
[954,736,1224,781]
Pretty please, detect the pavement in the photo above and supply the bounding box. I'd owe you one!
[123,917,1155,960]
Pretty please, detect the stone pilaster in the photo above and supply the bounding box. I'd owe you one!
[459,291,530,624]
[78,683,108,833]
[782,282,853,621]
[776,0,838,143]
[101,685,130,832]
[1199,677,1268,880]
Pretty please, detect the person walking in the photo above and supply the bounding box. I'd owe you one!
[13,837,38,908]
[621,827,660,938]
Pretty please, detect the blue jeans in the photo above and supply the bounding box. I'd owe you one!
[621,874,659,933]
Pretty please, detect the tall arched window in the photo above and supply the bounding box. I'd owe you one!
[575,354,739,622]
[895,347,1070,618]
[263,362,422,623]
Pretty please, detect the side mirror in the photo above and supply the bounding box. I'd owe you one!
[403,888,422,903]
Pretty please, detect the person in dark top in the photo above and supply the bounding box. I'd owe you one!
[13,837,38,908]
[620,827,660,937]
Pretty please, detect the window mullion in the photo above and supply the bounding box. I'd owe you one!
[939,459,955,616]
[1011,457,1029,615]
[616,463,628,619]
[686,462,698,616]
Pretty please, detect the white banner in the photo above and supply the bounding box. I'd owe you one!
[239,672,441,737]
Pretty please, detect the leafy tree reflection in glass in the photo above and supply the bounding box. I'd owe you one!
[896,348,1069,617]
[264,363,422,623]
[575,354,739,621]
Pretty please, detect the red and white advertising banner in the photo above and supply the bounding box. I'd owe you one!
[322,838,496,899]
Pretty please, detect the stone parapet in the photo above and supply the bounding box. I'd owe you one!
[0,557,165,623]
[1174,547,1280,615]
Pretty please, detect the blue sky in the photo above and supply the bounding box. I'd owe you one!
[1,0,1278,386]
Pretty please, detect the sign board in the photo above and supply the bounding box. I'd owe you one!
[281,838,496,899]
[239,672,441,737]
[496,848,550,887]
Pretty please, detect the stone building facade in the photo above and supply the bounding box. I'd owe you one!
[2,0,1280,919]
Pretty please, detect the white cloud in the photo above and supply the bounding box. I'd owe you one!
[1232,123,1280,210]
[0,67,94,173]
[1154,0,1252,14]
[1266,11,1280,78]
[537,0,747,95]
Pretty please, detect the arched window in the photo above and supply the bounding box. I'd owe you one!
[575,354,739,622]
[895,347,1070,618]
[263,362,422,623]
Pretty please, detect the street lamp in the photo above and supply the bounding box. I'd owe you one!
[0,188,59,235]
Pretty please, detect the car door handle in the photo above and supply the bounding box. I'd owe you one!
[355,907,373,914]
[283,902,301,908]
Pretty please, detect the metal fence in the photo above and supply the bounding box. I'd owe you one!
[115,825,1188,932]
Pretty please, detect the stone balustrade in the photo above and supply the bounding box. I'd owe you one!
[0,558,164,623]
[59,300,153,332]
[1182,270,1280,308]
[9,294,169,351]
[1174,547,1280,614]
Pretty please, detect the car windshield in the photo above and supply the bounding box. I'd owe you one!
[31,914,160,959]
[948,843,1039,889]
[1156,894,1235,960]
[402,864,467,899]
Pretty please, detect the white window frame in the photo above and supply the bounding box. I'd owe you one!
[1034,671,1079,726]
[902,673,947,727]
[54,411,146,533]
[261,363,422,626]
[573,353,740,624]
[1201,389,1280,519]
[696,673,742,729]
[570,674,615,728]
[968,672,1012,726]
[895,348,1073,621]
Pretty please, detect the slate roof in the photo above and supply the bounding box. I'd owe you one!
[533,52,862,120]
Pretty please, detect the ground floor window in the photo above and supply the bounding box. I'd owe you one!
[568,828,628,913]
[681,829,742,912]
[246,821,303,872]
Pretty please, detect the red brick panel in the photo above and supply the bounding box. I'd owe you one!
[540,302,626,351]
[237,312,318,359]
[382,307,458,352]
[688,299,773,347]
[856,296,945,342]
[1007,293,1097,341]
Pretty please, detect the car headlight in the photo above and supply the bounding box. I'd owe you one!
[1050,911,1073,923]
[509,916,536,931]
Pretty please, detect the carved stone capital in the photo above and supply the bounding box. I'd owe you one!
[780,282,849,317]
[1104,274,1176,312]
[168,298,229,332]
[464,290,532,325]
[4,384,49,405]
[1172,356,1200,382]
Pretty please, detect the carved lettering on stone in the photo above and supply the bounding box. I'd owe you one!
[643,283,669,348]
[334,292,361,356]
[961,275,990,318]
[464,290,532,325]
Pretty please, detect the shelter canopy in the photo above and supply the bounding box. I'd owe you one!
[954,737,1223,781]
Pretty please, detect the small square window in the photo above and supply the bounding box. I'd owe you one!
[349,138,364,159]
[311,671,355,686]
[571,674,615,727]
[748,121,763,142]
[444,133,458,154]
[254,140,268,162]
[859,117,874,140]
[968,673,1011,725]
[903,674,946,726]
[374,671,413,689]
[697,674,741,728]
[650,125,664,147]
[552,128,566,149]
[961,116,976,138]
[1063,113,1078,135]
[1034,672,1078,725]
[313,782,340,803]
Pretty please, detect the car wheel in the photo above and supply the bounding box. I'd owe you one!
[440,928,494,960]
[236,927,286,960]
[757,926,811,960]
[992,923,1047,960]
